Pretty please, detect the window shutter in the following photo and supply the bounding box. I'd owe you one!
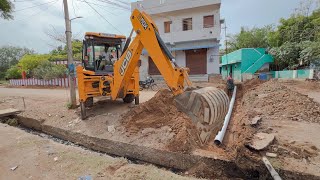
[203,15,214,28]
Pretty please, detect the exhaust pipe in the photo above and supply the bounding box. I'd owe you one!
[214,86,237,145]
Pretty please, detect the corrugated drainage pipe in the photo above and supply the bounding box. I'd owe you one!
[214,86,237,145]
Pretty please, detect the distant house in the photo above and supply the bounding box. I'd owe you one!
[131,0,222,81]
[221,48,274,82]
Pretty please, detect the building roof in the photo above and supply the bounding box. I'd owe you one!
[132,0,221,14]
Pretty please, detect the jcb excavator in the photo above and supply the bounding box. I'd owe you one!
[77,9,229,143]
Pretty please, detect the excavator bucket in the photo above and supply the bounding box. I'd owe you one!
[174,87,230,144]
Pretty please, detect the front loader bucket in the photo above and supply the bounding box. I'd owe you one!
[174,87,230,144]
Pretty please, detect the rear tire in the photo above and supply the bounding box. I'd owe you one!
[135,96,139,105]
[84,97,93,107]
[123,94,135,103]
[151,84,159,91]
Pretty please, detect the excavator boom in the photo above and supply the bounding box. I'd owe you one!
[111,9,191,100]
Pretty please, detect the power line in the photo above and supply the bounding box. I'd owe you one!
[91,3,117,16]
[95,0,130,10]
[74,0,81,11]
[14,0,58,12]
[110,0,129,6]
[77,0,127,11]
[72,0,78,17]
[1,0,59,24]
[13,0,41,2]
[135,0,187,10]
[77,0,121,15]
[83,0,122,34]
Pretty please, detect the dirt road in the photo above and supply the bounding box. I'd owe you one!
[0,87,156,102]
[0,123,198,180]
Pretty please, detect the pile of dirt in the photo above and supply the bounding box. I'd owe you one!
[122,89,201,153]
[244,79,320,123]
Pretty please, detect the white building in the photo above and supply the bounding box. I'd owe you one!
[131,0,222,81]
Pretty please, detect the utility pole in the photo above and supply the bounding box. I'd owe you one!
[222,20,228,75]
[63,0,77,108]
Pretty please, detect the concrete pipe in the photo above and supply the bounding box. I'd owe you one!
[174,87,230,144]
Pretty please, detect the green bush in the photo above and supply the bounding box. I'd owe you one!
[33,61,66,80]
[5,65,21,79]
[18,54,50,72]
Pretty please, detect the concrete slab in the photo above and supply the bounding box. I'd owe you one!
[0,108,21,118]
[248,133,275,150]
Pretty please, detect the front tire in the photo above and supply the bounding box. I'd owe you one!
[123,94,135,103]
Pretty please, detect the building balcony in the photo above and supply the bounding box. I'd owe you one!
[161,27,220,44]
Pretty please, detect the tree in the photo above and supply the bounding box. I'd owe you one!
[227,25,275,52]
[0,46,34,79]
[18,54,51,74]
[49,40,82,61]
[5,65,21,79]
[0,0,14,20]
[33,61,66,80]
[269,42,301,69]
[17,54,67,79]
[269,6,320,69]
[227,3,320,70]
[299,41,320,64]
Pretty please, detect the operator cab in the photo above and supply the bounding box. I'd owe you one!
[82,32,126,75]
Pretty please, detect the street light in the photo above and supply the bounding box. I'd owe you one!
[62,1,83,108]
[70,16,83,21]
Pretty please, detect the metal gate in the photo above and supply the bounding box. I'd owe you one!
[186,49,207,75]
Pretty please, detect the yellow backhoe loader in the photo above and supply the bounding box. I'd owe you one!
[76,9,229,143]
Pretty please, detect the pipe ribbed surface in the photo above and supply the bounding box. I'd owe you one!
[174,87,229,143]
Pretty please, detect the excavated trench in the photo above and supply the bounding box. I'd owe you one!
[1,114,318,180]
[0,114,261,179]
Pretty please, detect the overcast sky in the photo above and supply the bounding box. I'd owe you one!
[0,0,304,53]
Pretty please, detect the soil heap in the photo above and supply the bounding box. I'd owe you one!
[122,89,201,153]
[244,80,320,123]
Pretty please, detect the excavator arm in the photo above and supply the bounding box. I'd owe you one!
[78,9,230,144]
[111,9,191,100]
[110,9,230,144]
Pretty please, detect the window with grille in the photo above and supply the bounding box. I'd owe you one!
[182,18,192,31]
[164,21,172,33]
[203,15,214,28]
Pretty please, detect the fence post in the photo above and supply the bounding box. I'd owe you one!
[293,70,297,79]
[309,69,314,79]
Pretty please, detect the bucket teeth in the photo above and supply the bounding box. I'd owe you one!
[174,87,229,144]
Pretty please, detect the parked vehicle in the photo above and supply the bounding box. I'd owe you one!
[139,76,158,91]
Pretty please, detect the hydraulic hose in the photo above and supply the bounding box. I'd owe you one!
[154,30,179,67]
[122,29,134,55]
